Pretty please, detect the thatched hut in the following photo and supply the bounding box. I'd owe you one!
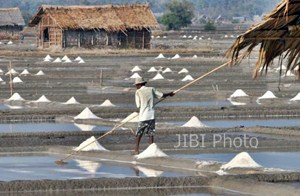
[228,0,300,78]
[0,8,25,40]
[28,4,158,49]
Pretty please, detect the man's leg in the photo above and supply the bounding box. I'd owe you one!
[148,135,154,144]
[134,135,142,154]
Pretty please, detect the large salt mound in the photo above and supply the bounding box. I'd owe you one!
[35,70,45,76]
[130,73,141,79]
[171,54,180,59]
[20,69,31,76]
[44,54,53,61]
[74,136,107,151]
[136,143,168,159]
[230,89,248,98]
[53,57,62,63]
[121,112,139,123]
[100,99,116,107]
[64,96,80,104]
[192,55,198,59]
[12,77,23,83]
[148,67,157,72]
[5,69,18,75]
[181,75,194,81]
[74,123,96,131]
[74,107,100,120]
[152,73,164,80]
[7,93,25,101]
[162,68,172,73]
[62,55,69,61]
[155,53,165,59]
[290,93,300,101]
[78,59,85,64]
[178,68,189,74]
[182,116,207,128]
[221,152,262,170]
[74,56,83,61]
[136,166,163,177]
[76,159,101,173]
[34,95,51,103]
[63,58,72,63]
[131,66,142,72]
[257,91,277,99]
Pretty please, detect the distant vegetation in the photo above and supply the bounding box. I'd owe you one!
[0,0,280,24]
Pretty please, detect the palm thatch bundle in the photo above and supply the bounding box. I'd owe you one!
[29,4,158,32]
[227,0,300,79]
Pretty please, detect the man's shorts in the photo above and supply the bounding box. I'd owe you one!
[136,119,155,136]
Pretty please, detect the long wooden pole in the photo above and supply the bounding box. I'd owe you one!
[9,61,13,96]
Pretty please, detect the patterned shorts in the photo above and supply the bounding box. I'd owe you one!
[136,119,156,136]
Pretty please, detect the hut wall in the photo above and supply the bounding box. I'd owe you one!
[38,15,62,48]
[118,29,151,49]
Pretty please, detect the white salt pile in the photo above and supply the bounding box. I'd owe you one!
[76,159,101,173]
[12,77,23,83]
[78,59,85,64]
[182,116,207,128]
[221,152,262,170]
[257,90,277,100]
[136,166,163,177]
[193,36,198,40]
[155,53,165,59]
[43,54,53,61]
[7,41,13,45]
[35,70,45,76]
[182,35,187,38]
[181,75,194,81]
[229,89,248,98]
[192,55,198,58]
[275,65,287,71]
[121,112,139,123]
[64,97,80,104]
[0,68,3,74]
[148,67,157,72]
[62,55,69,61]
[171,54,180,59]
[131,66,142,72]
[7,93,25,101]
[43,58,51,62]
[74,136,107,151]
[20,69,31,76]
[156,35,160,38]
[152,73,164,80]
[130,73,141,79]
[188,35,193,38]
[100,99,116,107]
[283,70,295,77]
[34,95,51,103]
[74,107,100,120]
[163,36,167,39]
[5,69,18,75]
[53,57,62,63]
[135,143,168,159]
[74,56,83,61]
[162,68,172,73]
[178,68,189,74]
[290,93,300,101]
[74,123,96,131]
[0,77,3,82]
[63,58,72,63]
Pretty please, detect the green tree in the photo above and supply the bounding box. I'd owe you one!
[161,0,194,30]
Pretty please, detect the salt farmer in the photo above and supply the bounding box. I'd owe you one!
[133,77,174,154]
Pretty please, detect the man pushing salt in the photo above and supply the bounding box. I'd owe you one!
[133,77,174,155]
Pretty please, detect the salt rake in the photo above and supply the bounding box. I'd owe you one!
[55,59,232,165]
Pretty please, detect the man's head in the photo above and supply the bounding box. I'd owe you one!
[134,78,147,89]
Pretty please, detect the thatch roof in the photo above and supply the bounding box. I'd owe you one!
[0,7,25,26]
[29,4,159,32]
[228,0,300,78]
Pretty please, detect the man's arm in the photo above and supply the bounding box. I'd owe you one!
[162,92,175,98]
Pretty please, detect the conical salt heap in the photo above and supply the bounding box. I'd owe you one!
[162,68,172,73]
[130,73,141,79]
[148,67,157,72]
[74,136,107,151]
[257,91,277,100]
[63,58,72,63]
[64,97,80,104]
[5,69,18,75]
[0,68,3,74]
[152,73,164,80]
[43,54,53,61]
[7,41,13,45]
[74,123,96,131]
[34,95,51,103]
[135,143,168,159]
[172,54,180,59]
[192,55,198,58]
[182,116,207,128]
[131,66,142,72]
[221,152,262,170]
[76,159,101,173]
[74,107,100,120]
[181,75,194,81]
[155,53,165,59]
[20,69,31,76]
[230,89,248,98]
[178,68,189,74]
[78,59,85,64]
[0,77,3,82]
[290,93,300,101]
[7,93,25,101]
[121,112,139,123]
[75,56,83,61]
[53,57,62,63]
[35,70,45,76]
[12,77,23,83]
[100,99,116,107]
[62,55,69,61]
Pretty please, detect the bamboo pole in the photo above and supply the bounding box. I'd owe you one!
[9,61,13,96]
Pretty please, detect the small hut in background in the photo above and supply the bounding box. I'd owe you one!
[0,8,25,40]
[228,0,300,79]
[28,4,158,49]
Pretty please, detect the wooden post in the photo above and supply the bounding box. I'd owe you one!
[142,30,145,49]
[100,69,103,88]
[9,61,13,96]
